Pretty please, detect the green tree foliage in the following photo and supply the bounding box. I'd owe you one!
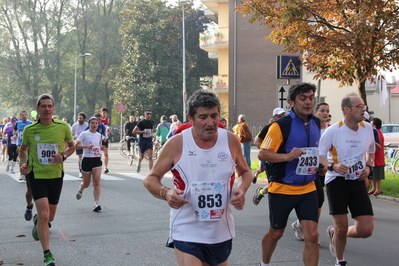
[113,0,216,119]
[71,0,125,122]
[236,0,399,105]
[0,0,73,111]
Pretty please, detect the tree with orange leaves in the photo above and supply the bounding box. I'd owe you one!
[236,0,399,106]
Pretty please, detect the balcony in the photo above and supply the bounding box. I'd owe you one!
[199,27,229,51]
[200,74,228,92]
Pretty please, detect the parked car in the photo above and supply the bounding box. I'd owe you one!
[381,124,399,147]
[107,126,122,143]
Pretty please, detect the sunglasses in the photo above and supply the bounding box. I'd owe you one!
[146,113,152,115]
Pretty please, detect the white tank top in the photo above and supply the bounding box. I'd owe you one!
[169,127,236,244]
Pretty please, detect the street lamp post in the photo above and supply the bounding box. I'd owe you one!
[74,53,92,123]
[181,0,186,122]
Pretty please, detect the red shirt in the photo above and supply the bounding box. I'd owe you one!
[100,117,109,125]
[375,128,385,167]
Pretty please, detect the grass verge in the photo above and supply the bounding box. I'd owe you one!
[251,160,399,198]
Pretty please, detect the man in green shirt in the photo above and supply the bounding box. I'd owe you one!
[156,115,171,145]
[19,93,75,266]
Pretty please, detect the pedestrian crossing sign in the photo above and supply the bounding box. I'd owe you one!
[277,55,301,79]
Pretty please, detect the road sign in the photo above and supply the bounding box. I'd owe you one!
[276,84,291,112]
[117,104,126,113]
[277,55,301,79]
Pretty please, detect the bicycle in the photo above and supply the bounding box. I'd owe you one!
[384,143,399,174]
[127,137,139,166]
[118,139,128,158]
[152,137,164,161]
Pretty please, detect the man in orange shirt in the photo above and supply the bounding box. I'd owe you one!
[258,82,322,266]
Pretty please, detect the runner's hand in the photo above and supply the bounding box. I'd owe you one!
[230,188,245,210]
[165,188,189,209]
[20,163,28,175]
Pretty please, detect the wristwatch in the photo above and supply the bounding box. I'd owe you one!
[62,154,67,161]
[328,163,334,172]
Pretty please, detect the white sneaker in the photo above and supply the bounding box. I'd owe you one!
[1,155,4,161]
[11,169,15,174]
[327,226,336,257]
[93,204,101,212]
[291,220,304,241]
[19,174,26,181]
[6,163,10,172]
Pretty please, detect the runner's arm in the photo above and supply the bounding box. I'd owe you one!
[143,135,189,209]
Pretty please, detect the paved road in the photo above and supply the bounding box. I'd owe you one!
[1,147,398,265]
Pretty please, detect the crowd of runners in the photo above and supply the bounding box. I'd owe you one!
[0,83,386,266]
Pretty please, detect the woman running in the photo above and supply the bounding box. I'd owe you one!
[75,116,104,212]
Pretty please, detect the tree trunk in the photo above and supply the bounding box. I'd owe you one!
[358,80,368,109]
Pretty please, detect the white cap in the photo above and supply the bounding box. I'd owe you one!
[363,111,370,120]
[273,107,285,116]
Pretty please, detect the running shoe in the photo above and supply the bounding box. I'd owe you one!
[76,190,83,200]
[335,261,347,266]
[252,187,264,206]
[32,214,39,241]
[104,168,109,174]
[43,251,55,266]
[25,206,33,221]
[6,163,9,172]
[291,220,304,241]
[19,174,26,181]
[137,164,141,173]
[327,225,336,257]
[79,172,82,178]
[252,171,258,184]
[93,204,101,212]
[11,169,15,174]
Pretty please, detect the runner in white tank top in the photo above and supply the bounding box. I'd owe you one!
[143,90,253,266]
[169,127,236,244]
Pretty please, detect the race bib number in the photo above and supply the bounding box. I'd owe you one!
[342,155,364,180]
[191,180,228,221]
[143,129,151,138]
[90,145,101,157]
[296,147,319,175]
[37,143,58,164]
[10,135,17,145]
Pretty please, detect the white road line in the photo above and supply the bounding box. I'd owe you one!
[7,173,124,182]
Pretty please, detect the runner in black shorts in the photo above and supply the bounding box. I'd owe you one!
[75,116,105,212]
[133,110,155,173]
[19,93,75,266]
[319,93,375,266]
[258,83,322,266]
